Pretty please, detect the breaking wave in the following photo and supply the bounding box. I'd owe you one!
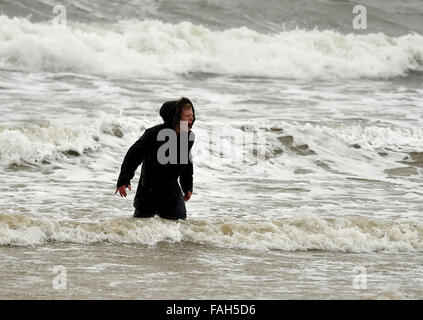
[1,15,422,79]
[1,213,422,253]
[3,117,423,180]
[0,121,100,167]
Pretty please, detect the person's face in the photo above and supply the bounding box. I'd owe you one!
[180,106,194,131]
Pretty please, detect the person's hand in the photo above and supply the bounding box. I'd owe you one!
[184,191,192,202]
[115,185,131,198]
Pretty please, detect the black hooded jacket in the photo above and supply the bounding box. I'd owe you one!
[116,98,195,202]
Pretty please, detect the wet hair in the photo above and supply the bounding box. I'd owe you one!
[172,97,195,129]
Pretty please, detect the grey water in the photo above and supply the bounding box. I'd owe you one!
[0,0,423,299]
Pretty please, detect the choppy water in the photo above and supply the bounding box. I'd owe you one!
[1,0,423,299]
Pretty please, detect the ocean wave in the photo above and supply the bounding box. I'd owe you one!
[0,16,422,79]
[279,122,423,153]
[0,213,421,252]
[3,0,423,36]
[193,120,423,162]
[0,121,100,167]
[0,114,158,168]
[3,116,423,175]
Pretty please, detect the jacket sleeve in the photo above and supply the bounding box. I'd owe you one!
[180,161,193,194]
[116,129,151,188]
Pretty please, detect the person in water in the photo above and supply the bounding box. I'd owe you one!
[115,97,195,220]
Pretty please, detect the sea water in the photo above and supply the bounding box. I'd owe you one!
[1,0,423,299]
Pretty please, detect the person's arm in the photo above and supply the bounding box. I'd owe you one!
[115,129,151,197]
[180,132,194,201]
[180,161,193,201]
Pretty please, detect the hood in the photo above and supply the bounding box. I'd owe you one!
[159,97,196,129]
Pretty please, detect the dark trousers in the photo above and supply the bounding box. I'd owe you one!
[133,189,187,220]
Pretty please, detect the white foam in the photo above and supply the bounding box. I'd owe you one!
[1,213,421,253]
[0,15,422,79]
[287,122,423,153]
[0,121,99,167]
[190,119,423,183]
[3,114,421,186]
[0,113,158,167]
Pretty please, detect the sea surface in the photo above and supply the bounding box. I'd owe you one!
[1,0,423,299]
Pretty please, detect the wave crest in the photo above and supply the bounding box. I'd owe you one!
[1,213,421,253]
[1,16,422,79]
[0,121,99,167]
